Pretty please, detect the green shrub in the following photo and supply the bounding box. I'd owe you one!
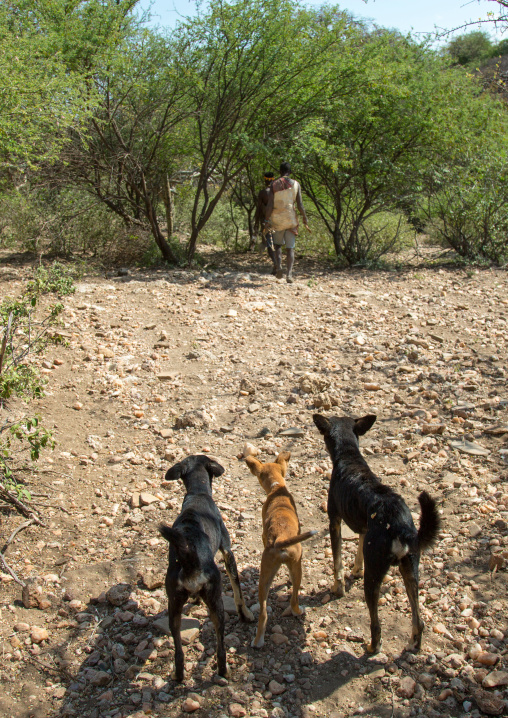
[0,188,153,264]
[27,263,77,298]
[327,210,416,267]
[174,187,252,252]
[0,261,76,403]
[422,160,508,265]
[1,417,54,501]
[0,264,72,505]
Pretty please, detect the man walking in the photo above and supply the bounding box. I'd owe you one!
[264,162,310,283]
[254,171,277,275]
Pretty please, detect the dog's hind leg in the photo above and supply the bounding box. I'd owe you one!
[168,588,189,681]
[252,550,280,648]
[363,564,384,654]
[399,553,424,652]
[363,537,391,654]
[352,533,365,578]
[330,519,345,597]
[287,552,303,616]
[221,548,254,623]
[200,572,228,677]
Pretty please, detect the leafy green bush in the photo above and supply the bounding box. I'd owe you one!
[294,216,335,257]
[0,263,72,507]
[349,212,416,265]
[422,160,508,264]
[171,185,252,253]
[0,262,76,402]
[27,263,77,298]
[139,235,188,267]
[1,417,54,501]
[315,208,416,267]
[0,188,153,263]
[446,31,494,68]
[0,364,44,402]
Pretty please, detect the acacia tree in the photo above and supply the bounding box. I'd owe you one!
[0,0,93,178]
[292,32,477,264]
[417,78,508,263]
[0,0,142,173]
[446,30,493,66]
[21,0,190,263]
[174,0,356,265]
[59,28,192,263]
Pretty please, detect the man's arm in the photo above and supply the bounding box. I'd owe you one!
[296,184,310,231]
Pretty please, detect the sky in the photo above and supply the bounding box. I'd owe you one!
[138,0,507,39]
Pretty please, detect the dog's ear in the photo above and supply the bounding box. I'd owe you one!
[206,459,225,478]
[276,451,290,464]
[245,456,262,476]
[165,461,182,482]
[275,451,290,475]
[354,415,376,436]
[313,414,330,435]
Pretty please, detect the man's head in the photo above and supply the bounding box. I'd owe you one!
[264,171,275,186]
[279,162,291,176]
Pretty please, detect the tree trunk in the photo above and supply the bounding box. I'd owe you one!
[332,223,343,258]
[141,175,179,264]
[152,219,179,264]
[187,227,200,266]
[163,175,174,239]
[247,209,255,251]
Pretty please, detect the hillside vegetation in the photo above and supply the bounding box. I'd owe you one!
[1,1,508,267]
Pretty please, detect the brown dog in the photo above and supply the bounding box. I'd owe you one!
[245,451,316,648]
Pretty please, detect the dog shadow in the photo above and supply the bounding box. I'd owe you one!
[44,572,264,718]
[30,562,405,718]
[39,565,321,718]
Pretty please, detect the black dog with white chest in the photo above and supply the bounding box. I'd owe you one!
[313,414,440,654]
[159,455,253,681]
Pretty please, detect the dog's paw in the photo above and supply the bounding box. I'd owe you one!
[351,567,364,578]
[365,640,382,655]
[241,606,254,622]
[332,580,345,597]
[404,641,418,653]
[282,604,304,617]
[251,636,264,649]
[171,669,184,682]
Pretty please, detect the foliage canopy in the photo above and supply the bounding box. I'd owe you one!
[1,0,508,265]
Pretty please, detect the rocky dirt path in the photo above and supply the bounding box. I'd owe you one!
[0,256,507,718]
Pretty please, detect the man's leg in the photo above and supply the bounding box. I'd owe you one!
[286,249,295,282]
[286,232,296,283]
[272,231,284,279]
[265,232,277,275]
[267,245,277,271]
[275,246,283,279]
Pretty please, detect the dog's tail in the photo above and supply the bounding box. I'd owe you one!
[159,523,196,573]
[417,491,440,551]
[274,529,319,550]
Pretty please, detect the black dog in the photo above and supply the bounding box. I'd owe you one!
[313,414,440,654]
[159,455,253,681]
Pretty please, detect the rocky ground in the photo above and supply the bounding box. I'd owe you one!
[0,251,507,718]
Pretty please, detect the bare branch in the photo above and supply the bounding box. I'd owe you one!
[0,482,46,526]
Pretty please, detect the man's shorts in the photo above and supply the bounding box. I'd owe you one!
[272,229,296,249]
